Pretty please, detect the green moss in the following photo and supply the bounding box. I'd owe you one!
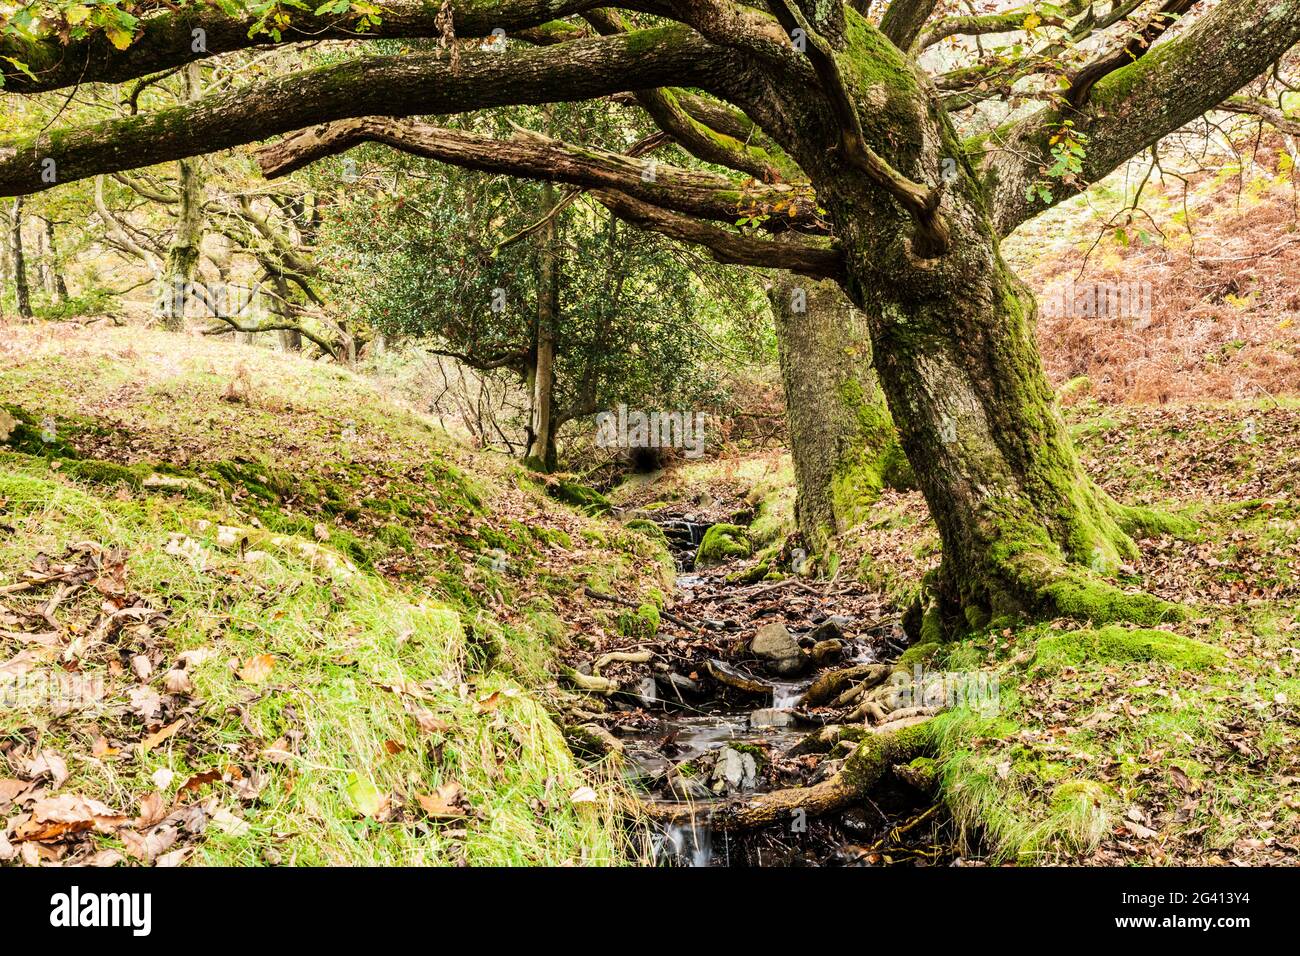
[897,640,942,667]
[617,602,660,640]
[1116,504,1199,541]
[377,523,415,552]
[623,518,668,548]
[694,523,752,567]
[63,458,147,488]
[1039,572,1189,626]
[1032,626,1224,673]
[549,478,612,516]
[209,458,296,503]
[0,404,79,458]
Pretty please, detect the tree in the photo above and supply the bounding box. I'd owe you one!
[3,0,1298,633]
[318,112,745,466]
[768,272,908,553]
[7,196,31,318]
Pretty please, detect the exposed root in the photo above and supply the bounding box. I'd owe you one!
[640,720,934,832]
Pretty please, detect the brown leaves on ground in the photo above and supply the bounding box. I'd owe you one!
[415,782,469,820]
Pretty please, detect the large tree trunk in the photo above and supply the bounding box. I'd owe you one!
[760,8,1182,636]
[768,272,908,552]
[8,197,30,318]
[859,239,1179,633]
[525,181,560,471]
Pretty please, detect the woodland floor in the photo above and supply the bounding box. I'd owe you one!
[1,322,1298,867]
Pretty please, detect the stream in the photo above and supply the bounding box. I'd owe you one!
[599,512,954,867]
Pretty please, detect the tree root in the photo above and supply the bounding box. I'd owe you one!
[639,720,933,831]
[592,649,653,674]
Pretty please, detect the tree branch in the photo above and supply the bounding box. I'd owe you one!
[0,0,614,94]
[984,0,1300,235]
[0,26,727,197]
[254,116,825,232]
[591,189,844,279]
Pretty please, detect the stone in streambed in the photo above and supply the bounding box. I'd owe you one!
[809,616,853,643]
[750,622,808,676]
[711,746,757,794]
[617,676,659,709]
[655,671,703,700]
[810,639,845,667]
[750,708,793,729]
[704,659,771,696]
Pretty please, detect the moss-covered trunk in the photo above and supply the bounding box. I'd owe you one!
[770,7,1184,635]
[860,243,1178,631]
[154,66,205,332]
[8,197,30,318]
[768,272,907,551]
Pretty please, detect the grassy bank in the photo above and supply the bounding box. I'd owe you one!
[1,324,672,866]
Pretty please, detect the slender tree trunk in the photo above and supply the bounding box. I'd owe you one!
[769,272,909,552]
[526,181,560,471]
[42,218,67,302]
[154,65,205,331]
[9,197,30,319]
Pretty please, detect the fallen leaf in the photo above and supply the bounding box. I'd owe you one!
[262,737,293,764]
[137,791,168,828]
[26,750,69,789]
[28,793,128,835]
[0,778,33,807]
[80,849,125,867]
[345,772,390,820]
[237,653,275,684]
[154,847,190,867]
[410,708,451,734]
[415,781,468,820]
[232,771,266,802]
[120,825,178,863]
[139,719,184,754]
[383,740,405,755]
[91,737,119,759]
[130,654,153,681]
[211,807,252,836]
[176,647,215,668]
[179,769,224,794]
[569,786,599,804]
[129,684,164,721]
[163,668,193,694]
[0,649,41,677]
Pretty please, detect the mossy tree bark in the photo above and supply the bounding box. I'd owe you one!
[768,272,907,552]
[525,180,560,472]
[153,66,206,332]
[754,11,1181,634]
[8,197,31,318]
